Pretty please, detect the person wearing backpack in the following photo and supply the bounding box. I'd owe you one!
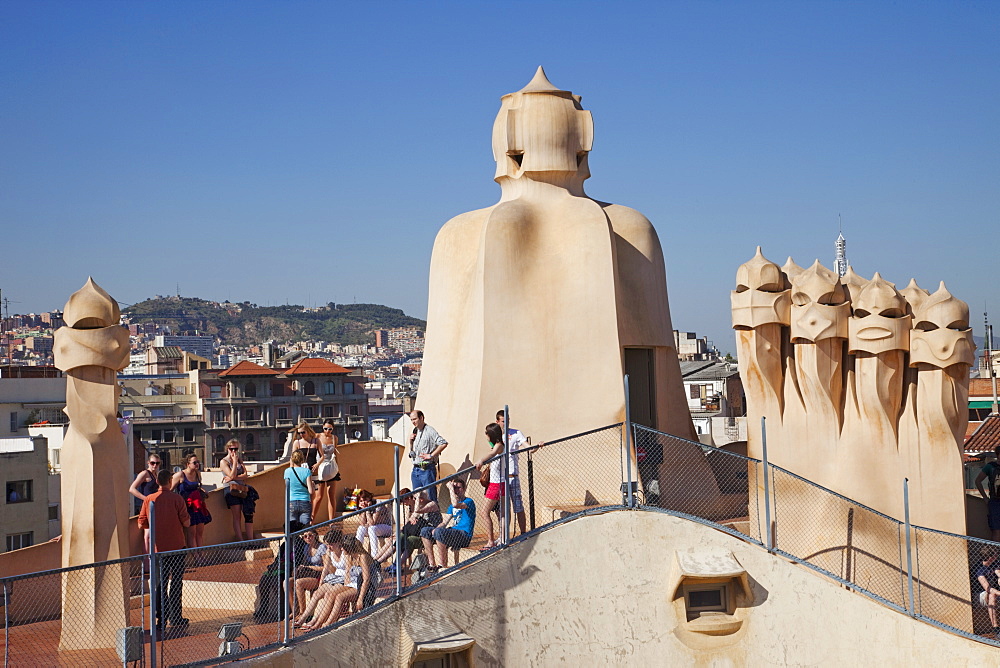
[284,449,316,526]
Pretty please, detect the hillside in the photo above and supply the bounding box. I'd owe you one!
[123,297,425,347]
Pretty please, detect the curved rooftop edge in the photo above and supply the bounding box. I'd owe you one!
[242,510,998,667]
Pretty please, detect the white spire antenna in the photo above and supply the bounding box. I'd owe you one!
[834,215,848,277]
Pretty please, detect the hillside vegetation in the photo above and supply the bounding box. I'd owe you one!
[124,297,425,346]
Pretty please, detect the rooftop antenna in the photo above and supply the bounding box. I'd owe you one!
[987,309,999,416]
[834,214,848,278]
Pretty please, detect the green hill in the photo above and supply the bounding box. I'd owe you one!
[123,297,425,347]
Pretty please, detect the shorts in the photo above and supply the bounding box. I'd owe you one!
[507,476,524,514]
[420,526,472,550]
[485,482,505,500]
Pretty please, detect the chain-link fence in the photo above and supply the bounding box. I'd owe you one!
[7,418,1000,664]
[634,425,764,545]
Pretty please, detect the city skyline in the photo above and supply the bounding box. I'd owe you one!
[3,2,997,351]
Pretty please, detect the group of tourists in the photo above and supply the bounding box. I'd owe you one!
[126,408,534,632]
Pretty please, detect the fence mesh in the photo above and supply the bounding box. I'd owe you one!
[1,555,147,666]
[769,465,908,611]
[7,420,1000,663]
[634,425,763,545]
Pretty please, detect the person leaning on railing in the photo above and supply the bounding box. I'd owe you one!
[474,423,506,550]
[975,550,1000,635]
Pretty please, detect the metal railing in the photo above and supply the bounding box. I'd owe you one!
[4,407,1000,665]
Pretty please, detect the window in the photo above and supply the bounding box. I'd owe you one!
[122,410,134,418]
[6,480,32,503]
[323,405,334,417]
[689,384,700,399]
[349,404,359,416]
[210,385,222,399]
[151,408,166,417]
[682,583,728,617]
[244,408,255,421]
[272,383,285,397]
[344,382,354,394]
[215,434,226,451]
[163,429,175,443]
[9,411,17,432]
[303,406,315,419]
[183,428,195,443]
[215,410,225,422]
[244,433,254,447]
[244,382,256,398]
[6,532,33,551]
[151,429,162,441]
[303,381,315,396]
[48,504,59,521]
[278,407,288,420]
[324,381,336,395]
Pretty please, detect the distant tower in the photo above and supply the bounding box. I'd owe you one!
[834,230,848,277]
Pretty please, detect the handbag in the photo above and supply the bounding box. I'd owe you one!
[229,482,249,499]
[479,466,490,489]
[316,444,339,482]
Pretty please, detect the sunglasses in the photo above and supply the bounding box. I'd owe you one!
[297,431,306,435]
[323,427,334,431]
[228,447,239,451]
[148,461,160,466]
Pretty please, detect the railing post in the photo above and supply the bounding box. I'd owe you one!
[761,417,772,553]
[394,444,402,598]
[624,375,635,508]
[148,500,158,668]
[283,477,291,643]
[502,405,510,544]
[904,477,916,617]
[527,446,536,532]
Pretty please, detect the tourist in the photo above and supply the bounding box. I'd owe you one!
[300,536,380,630]
[221,439,258,541]
[171,453,211,548]
[291,422,321,473]
[354,490,393,558]
[291,528,327,617]
[374,489,442,575]
[311,418,341,521]
[975,446,1000,542]
[420,478,476,572]
[294,529,349,630]
[129,453,163,552]
[138,468,191,631]
[408,410,448,502]
[497,410,529,537]
[284,449,316,527]
[474,422,506,550]
[975,550,1000,634]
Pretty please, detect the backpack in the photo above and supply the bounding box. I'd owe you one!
[410,553,429,584]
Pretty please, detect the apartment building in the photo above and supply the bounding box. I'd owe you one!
[118,372,205,473]
[1,435,52,552]
[200,358,369,465]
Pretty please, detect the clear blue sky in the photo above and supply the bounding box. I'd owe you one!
[2,1,997,352]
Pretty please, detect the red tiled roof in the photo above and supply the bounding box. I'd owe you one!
[284,357,351,375]
[218,360,278,377]
[965,415,1000,453]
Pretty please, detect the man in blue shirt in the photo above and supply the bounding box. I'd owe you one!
[420,478,476,572]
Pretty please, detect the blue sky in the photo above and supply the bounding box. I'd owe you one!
[2,1,997,352]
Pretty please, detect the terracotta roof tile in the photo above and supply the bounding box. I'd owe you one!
[285,357,351,375]
[218,360,278,377]
[965,415,1000,453]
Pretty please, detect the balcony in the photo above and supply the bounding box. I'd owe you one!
[131,414,204,424]
[241,420,266,428]
[212,421,231,429]
[275,419,294,428]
